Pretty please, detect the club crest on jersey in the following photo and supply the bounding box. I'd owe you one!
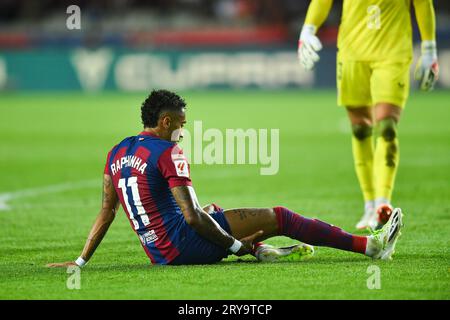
[110,155,147,176]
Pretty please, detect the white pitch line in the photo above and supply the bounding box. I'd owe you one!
[0,179,101,211]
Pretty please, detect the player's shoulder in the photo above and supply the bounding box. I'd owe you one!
[106,133,182,162]
[107,136,134,153]
[104,135,139,161]
[155,142,182,163]
[155,142,187,166]
[134,133,187,167]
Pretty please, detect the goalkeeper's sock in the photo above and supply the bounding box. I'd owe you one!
[365,200,375,212]
[351,124,375,202]
[375,197,391,208]
[374,119,399,201]
[273,207,367,254]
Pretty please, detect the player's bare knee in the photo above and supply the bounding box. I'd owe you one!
[268,208,278,222]
[256,208,277,222]
[377,118,397,142]
[351,124,373,140]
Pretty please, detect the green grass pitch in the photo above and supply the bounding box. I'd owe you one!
[0,90,449,299]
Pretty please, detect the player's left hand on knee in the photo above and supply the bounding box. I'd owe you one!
[235,230,264,256]
[414,40,439,91]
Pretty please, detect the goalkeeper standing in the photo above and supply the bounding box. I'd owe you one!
[298,0,439,230]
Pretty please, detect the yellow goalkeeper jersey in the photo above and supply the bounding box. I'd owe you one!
[338,0,413,61]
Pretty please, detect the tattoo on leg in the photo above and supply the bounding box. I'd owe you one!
[239,210,247,220]
[237,210,260,220]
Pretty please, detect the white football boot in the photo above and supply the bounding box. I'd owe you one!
[366,207,404,260]
[255,243,314,262]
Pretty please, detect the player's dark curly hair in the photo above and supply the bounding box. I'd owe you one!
[141,89,186,128]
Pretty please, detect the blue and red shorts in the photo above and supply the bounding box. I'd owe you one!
[169,204,232,265]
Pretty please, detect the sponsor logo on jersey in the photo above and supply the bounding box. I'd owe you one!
[139,230,158,245]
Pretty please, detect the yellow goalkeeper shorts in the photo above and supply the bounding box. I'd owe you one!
[337,58,412,108]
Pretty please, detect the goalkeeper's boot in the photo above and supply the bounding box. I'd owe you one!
[366,207,404,260]
[356,203,376,230]
[255,243,314,262]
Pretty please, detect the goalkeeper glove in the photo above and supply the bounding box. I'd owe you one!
[414,40,439,91]
[298,24,322,70]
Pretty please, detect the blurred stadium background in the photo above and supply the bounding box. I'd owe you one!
[0,0,449,91]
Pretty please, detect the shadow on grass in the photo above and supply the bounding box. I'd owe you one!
[50,255,377,273]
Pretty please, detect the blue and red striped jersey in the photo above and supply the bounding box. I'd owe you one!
[104,131,192,264]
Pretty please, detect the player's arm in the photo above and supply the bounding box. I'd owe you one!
[47,174,120,268]
[171,186,262,256]
[413,0,439,91]
[298,0,334,70]
[78,174,120,262]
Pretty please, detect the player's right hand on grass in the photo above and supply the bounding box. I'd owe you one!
[235,230,264,256]
[298,24,322,70]
[415,40,439,91]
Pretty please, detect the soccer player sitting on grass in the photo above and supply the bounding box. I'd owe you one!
[47,90,403,268]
